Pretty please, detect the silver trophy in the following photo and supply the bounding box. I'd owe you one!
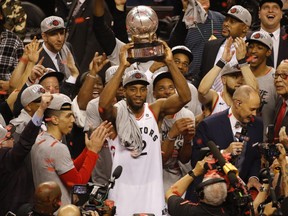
[126,6,165,63]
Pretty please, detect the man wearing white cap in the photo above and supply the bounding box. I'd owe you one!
[99,40,191,215]
[10,84,46,143]
[198,37,258,116]
[199,5,252,92]
[0,91,53,215]
[39,16,79,82]
[31,93,110,206]
[246,30,277,137]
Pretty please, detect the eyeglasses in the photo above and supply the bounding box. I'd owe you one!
[272,73,288,80]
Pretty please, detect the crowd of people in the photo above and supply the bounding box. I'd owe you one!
[1,0,288,215]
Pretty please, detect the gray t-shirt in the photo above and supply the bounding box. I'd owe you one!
[256,68,277,139]
[31,132,74,205]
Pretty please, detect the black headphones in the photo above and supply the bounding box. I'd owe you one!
[196,178,226,199]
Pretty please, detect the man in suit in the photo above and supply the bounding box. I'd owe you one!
[39,16,79,82]
[197,5,252,91]
[193,85,263,188]
[257,0,288,69]
[273,60,288,147]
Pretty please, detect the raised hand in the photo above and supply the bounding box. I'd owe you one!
[29,57,45,83]
[234,37,247,61]
[221,36,234,62]
[89,52,110,76]
[85,121,112,153]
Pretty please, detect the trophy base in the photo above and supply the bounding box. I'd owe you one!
[127,42,165,63]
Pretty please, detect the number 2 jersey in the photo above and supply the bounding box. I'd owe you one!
[108,103,167,216]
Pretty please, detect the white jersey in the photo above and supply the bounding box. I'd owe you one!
[211,92,229,115]
[109,103,167,216]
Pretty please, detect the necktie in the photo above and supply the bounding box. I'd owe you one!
[269,33,274,38]
[72,0,83,17]
[56,53,65,75]
[274,101,287,138]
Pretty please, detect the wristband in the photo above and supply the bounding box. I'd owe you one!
[188,170,197,179]
[28,76,35,84]
[87,73,97,79]
[238,58,247,65]
[167,133,176,141]
[216,58,227,69]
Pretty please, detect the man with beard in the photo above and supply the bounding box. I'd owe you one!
[198,36,258,116]
[98,41,191,215]
[30,93,110,206]
[198,5,252,92]
[39,16,79,82]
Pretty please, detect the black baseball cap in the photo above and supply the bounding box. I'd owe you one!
[259,0,283,9]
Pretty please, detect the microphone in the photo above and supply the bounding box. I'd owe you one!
[206,141,239,186]
[108,165,123,190]
[89,166,123,204]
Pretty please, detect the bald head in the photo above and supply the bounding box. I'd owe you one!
[33,181,62,215]
[232,85,260,124]
[232,85,259,102]
[57,204,81,216]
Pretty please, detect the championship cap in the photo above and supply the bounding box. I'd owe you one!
[122,70,149,87]
[171,45,193,63]
[246,31,273,50]
[48,93,71,111]
[226,5,252,26]
[41,16,65,33]
[21,84,45,107]
[221,64,242,76]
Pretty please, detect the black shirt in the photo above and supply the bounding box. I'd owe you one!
[168,195,230,216]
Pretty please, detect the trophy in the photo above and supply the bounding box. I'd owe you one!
[126,6,165,63]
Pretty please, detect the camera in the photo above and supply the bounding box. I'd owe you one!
[254,125,280,164]
[258,143,281,161]
[72,166,122,216]
[72,183,114,216]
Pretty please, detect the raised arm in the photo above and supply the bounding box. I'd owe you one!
[98,43,132,122]
[234,37,259,91]
[151,41,191,118]
[77,53,109,110]
[198,37,234,105]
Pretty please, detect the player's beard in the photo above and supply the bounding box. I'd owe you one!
[126,96,146,113]
[226,85,236,97]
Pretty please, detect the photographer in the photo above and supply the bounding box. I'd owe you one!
[253,143,288,215]
[165,157,230,216]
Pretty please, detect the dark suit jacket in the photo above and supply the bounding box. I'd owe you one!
[247,28,288,68]
[0,120,41,215]
[67,0,112,74]
[273,96,288,137]
[192,109,263,183]
[196,38,226,87]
